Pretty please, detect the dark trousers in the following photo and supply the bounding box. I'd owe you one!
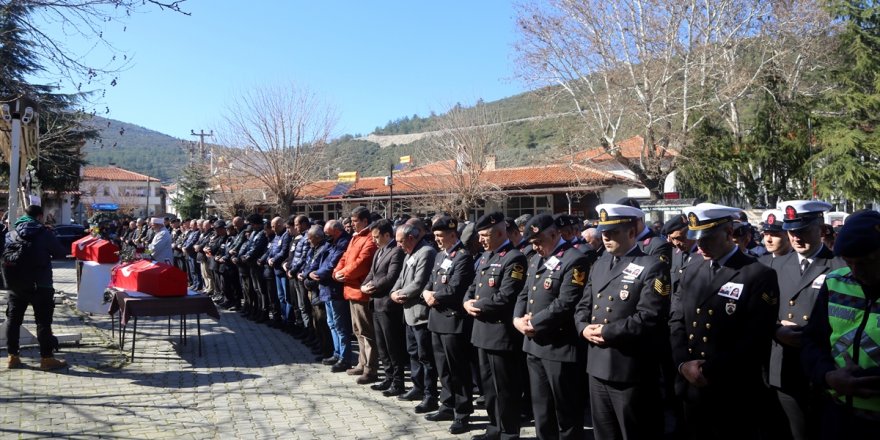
[406,323,437,397]
[433,331,473,417]
[220,269,240,304]
[5,280,56,357]
[238,269,254,310]
[374,308,408,386]
[682,384,776,440]
[291,276,310,328]
[818,395,880,440]
[187,255,202,289]
[526,354,584,440]
[249,266,268,313]
[263,270,280,320]
[479,348,522,440]
[589,375,662,440]
[777,388,819,440]
[311,299,334,357]
[211,268,222,297]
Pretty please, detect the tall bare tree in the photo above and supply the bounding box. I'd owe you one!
[408,102,504,220]
[515,0,832,199]
[215,83,338,217]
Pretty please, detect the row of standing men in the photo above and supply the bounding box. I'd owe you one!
[164,198,879,440]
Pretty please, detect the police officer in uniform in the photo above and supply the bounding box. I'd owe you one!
[770,200,846,440]
[669,203,780,440]
[802,209,880,439]
[616,197,672,262]
[513,214,591,440]
[464,212,529,440]
[423,216,476,435]
[758,209,793,268]
[575,204,671,439]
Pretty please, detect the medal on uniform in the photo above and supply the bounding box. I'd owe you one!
[619,290,629,301]
[725,302,736,315]
[441,275,448,284]
[488,277,495,287]
[544,278,552,289]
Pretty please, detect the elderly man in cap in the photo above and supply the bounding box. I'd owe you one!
[575,203,671,439]
[758,209,793,267]
[465,212,529,440]
[513,214,592,440]
[669,203,781,439]
[802,209,880,438]
[768,201,847,440]
[148,217,173,264]
[420,215,476,434]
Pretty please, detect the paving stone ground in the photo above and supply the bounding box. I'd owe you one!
[0,261,545,439]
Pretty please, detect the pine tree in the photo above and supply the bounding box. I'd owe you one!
[0,1,92,195]
[173,163,209,219]
[812,0,880,205]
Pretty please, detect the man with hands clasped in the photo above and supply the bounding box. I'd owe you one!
[575,204,671,439]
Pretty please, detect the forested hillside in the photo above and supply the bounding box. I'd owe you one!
[83,116,189,182]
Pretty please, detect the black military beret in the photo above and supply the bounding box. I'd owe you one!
[514,213,532,228]
[661,215,688,235]
[475,212,505,231]
[504,217,517,231]
[213,220,227,228]
[246,213,263,225]
[431,215,458,232]
[834,210,880,258]
[522,213,560,242]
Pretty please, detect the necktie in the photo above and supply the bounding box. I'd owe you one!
[611,256,620,269]
[800,259,810,275]
[711,261,721,274]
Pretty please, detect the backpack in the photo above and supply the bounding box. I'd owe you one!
[2,229,35,268]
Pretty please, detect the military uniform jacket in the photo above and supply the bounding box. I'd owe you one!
[575,248,671,383]
[670,246,699,296]
[769,246,846,391]
[427,242,475,334]
[518,241,537,261]
[637,228,672,263]
[670,251,779,397]
[514,241,590,363]
[466,242,528,351]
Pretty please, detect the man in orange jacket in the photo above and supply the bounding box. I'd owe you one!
[334,207,379,384]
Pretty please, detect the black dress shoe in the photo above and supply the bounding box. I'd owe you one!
[321,356,339,366]
[382,385,406,397]
[471,433,495,440]
[449,417,470,435]
[330,361,351,373]
[371,380,392,391]
[414,398,439,414]
[474,395,486,409]
[425,409,455,422]
[397,388,425,401]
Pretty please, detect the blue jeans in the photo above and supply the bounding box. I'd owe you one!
[275,274,290,322]
[186,255,202,290]
[325,299,352,364]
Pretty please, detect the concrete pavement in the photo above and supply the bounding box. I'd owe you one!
[0,261,544,439]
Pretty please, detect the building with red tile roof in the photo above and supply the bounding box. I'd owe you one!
[80,166,165,218]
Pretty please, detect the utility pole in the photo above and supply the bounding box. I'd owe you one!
[191,129,214,174]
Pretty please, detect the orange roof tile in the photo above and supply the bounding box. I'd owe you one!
[82,166,160,182]
[564,135,678,164]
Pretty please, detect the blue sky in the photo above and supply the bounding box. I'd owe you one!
[46,1,528,139]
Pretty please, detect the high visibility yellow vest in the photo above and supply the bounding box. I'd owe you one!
[826,267,880,419]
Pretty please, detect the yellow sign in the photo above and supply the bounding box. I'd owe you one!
[337,171,358,183]
[399,155,411,164]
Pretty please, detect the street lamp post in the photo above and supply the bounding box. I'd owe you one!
[1,98,38,219]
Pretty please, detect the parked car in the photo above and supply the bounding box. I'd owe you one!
[52,224,89,254]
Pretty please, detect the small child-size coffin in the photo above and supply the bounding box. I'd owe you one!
[71,236,119,264]
[111,260,187,297]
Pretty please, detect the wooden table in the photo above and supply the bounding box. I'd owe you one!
[107,288,220,360]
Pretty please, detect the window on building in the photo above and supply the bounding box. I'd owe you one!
[103,186,111,196]
[505,195,552,218]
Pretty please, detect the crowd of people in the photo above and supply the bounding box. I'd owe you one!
[145,198,879,440]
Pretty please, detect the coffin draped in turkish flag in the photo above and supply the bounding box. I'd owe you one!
[110,260,187,297]
[71,236,119,264]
